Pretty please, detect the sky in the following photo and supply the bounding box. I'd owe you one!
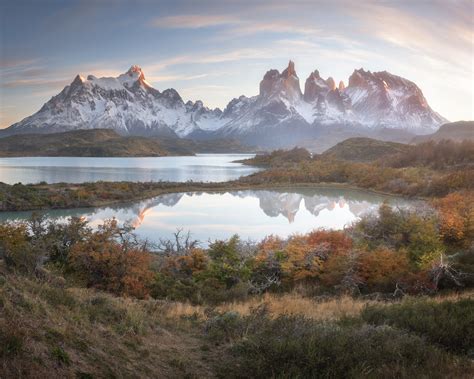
[0,0,473,128]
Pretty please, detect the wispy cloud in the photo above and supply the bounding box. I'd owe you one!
[1,0,472,125]
[2,78,69,89]
[150,12,324,39]
[0,58,40,69]
[147,73,209,82]
[150,14,240,28]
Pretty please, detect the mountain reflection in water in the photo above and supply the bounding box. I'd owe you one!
[0,188,418,243]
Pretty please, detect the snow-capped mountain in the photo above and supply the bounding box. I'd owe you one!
[344,69,446,130]
[214,61,446,142]
[3,61,447,148]
[212,61,310,141]
[5,65,224,138]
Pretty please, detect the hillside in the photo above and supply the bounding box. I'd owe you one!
[412,121,474,143]
[0,129,191,157]
[0,129,257,157]
[322,137,412,162]
[1,208,473,377]
[236,147,312,167]
[1,269,472,378]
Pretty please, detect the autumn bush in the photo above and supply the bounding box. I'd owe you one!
[353,202,444,267]
[1,192,473,303]
[240,140,474,198]
[69,219,153,298]
[0,222,40,274]
[357,247,410,293]
[433,192,474,247]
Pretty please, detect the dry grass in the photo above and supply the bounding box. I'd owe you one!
[161,292,376,321]
[161,290,474,322]
[0,274,214,378]
[2,270,472,378]
[216,293,375,320]
[432,290,474,302]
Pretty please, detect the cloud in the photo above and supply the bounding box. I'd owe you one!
[150,12,324,39]
[346,2,473,71]
[2,1,472,124]
[2,78,69,89]
[148,47,277,69]
[147,73,209,82]
[150,14,240,28]
[0,58,40,69]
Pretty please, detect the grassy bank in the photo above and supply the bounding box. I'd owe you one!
[0,180,413,213]
[1,139,472,213]
[1,269,473,378]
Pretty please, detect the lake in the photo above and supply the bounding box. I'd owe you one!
[0,154,259,184]
[0,187,420,244]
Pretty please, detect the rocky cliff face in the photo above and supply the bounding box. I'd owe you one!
[4,61,447,147]
[5,66,225,138]
[343,69,446,130]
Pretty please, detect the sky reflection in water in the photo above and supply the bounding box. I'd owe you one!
[1,188,419,245]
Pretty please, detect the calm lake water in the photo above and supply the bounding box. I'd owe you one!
[0,187,419,244]
[0,154,258,184]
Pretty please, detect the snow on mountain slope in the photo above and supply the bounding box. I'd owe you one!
[214,61,445,141]
[344,69,447,131]
[4,61,447,142]
[217,60,310,136]
[6,66,225,138]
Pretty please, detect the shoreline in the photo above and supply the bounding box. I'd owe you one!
[0,180,423,214]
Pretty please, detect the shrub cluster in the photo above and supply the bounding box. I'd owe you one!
[205,307,469,378]
[0,194,472,303]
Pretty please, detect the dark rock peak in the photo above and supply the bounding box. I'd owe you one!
[348,68,414,91]
[189,100,208,113]
[348,68,370,87]
[326,77,336,91]
[161,88,183,104]
[304,69,331,102]
[281,60,297,78]
[262,69,280,81]
[259,61,302,100]
[194,100,204,108]
[126,65,145,80]
[71,74,84,87]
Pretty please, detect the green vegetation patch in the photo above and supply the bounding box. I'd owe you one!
[361,297,474,355]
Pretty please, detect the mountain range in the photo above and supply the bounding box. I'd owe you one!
[2,61,448,149]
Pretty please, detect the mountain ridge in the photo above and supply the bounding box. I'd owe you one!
[2,61,448,149]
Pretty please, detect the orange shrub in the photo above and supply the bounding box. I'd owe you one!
[307,230,352,254]
[161,248,208,278]
[357,248,410,292]
[434,192,474,246]
[69,220,153,298]
[281,235,323,282]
